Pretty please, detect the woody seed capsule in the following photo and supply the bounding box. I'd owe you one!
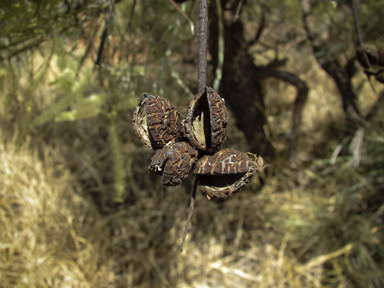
[132,93,182,150]
[194,148,258,200]
[148,142,199,186]
[184,86,229,154]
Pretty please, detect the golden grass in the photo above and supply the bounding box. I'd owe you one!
[0,140,113,287]
[1,131,383,287]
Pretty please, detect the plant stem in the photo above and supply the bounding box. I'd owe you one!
[213,0,224,91]
[198,0,208,92]
[95,0,115,68]
[181,177,198,252]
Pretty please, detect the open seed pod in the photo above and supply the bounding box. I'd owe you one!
[132,93,182,150]
[194,148,257,200]
[184,86,229,154]
[148,142,198,186]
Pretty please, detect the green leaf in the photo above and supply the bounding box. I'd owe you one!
[54,93,106,122]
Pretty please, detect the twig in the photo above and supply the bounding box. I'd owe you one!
[181,0,208,253]
[351,0,364,48]
[170,0,195,35]
[94,0,115,68]
[233,0,244,22]
[181,177,198,252]
[152,19,180,93]
[198,0,208,92]
[213,0,224,91]
[126,0,137,33]
[249,4,267,46]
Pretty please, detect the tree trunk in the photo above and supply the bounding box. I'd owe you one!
[208,0,274,156]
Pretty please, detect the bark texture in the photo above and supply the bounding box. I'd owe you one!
[208,0,274,155]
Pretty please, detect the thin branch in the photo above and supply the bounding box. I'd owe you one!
[233,0,244,22]
[213,0,224,91]
[256,59,288,80]
[5,37,45,60]
[181,177,198,252]
[198,0,208,92]
[94,0,115,68]
[249,4,267,46]
[170,0,195,35]
[180,0,208,253]
[152,20,180,93]
[126,0,137,33]
[351,0,364,47]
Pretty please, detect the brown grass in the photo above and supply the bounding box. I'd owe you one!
[1,132,383,287]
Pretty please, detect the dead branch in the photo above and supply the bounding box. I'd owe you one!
[95,0,115,68]
[249,4,268,46]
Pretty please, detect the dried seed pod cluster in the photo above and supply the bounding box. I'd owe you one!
[132,86,269,199]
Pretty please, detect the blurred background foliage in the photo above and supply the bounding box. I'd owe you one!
[0,0,383,287]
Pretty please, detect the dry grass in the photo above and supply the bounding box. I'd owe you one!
[1,131,383,287]
[0,140,110,287]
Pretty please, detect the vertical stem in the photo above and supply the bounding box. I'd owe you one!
[181,0,209,253]
[95,0,115,68]
[198,0,208,92]
[110,112,126,202]
[351,0,364,47]
[152,19,180,93]
[181,177,198,252]
[213,0,224,91]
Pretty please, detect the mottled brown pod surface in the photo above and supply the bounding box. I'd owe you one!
[184,86,229,154]
[194,148,257,200]
[132,93,182,150]
[148,142,199,186]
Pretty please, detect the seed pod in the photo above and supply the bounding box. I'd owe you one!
[132,93,182,150]
[148,142,199,186]
[194,148,257,200]
[184,86,229,154]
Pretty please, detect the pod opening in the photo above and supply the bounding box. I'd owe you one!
[191,91,212,150]
[198,173,247,188]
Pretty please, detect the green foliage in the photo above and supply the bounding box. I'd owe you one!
[360,1,384,44]
[33,66,95,126]
[0,0,105,59]
[110,112,125,203]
